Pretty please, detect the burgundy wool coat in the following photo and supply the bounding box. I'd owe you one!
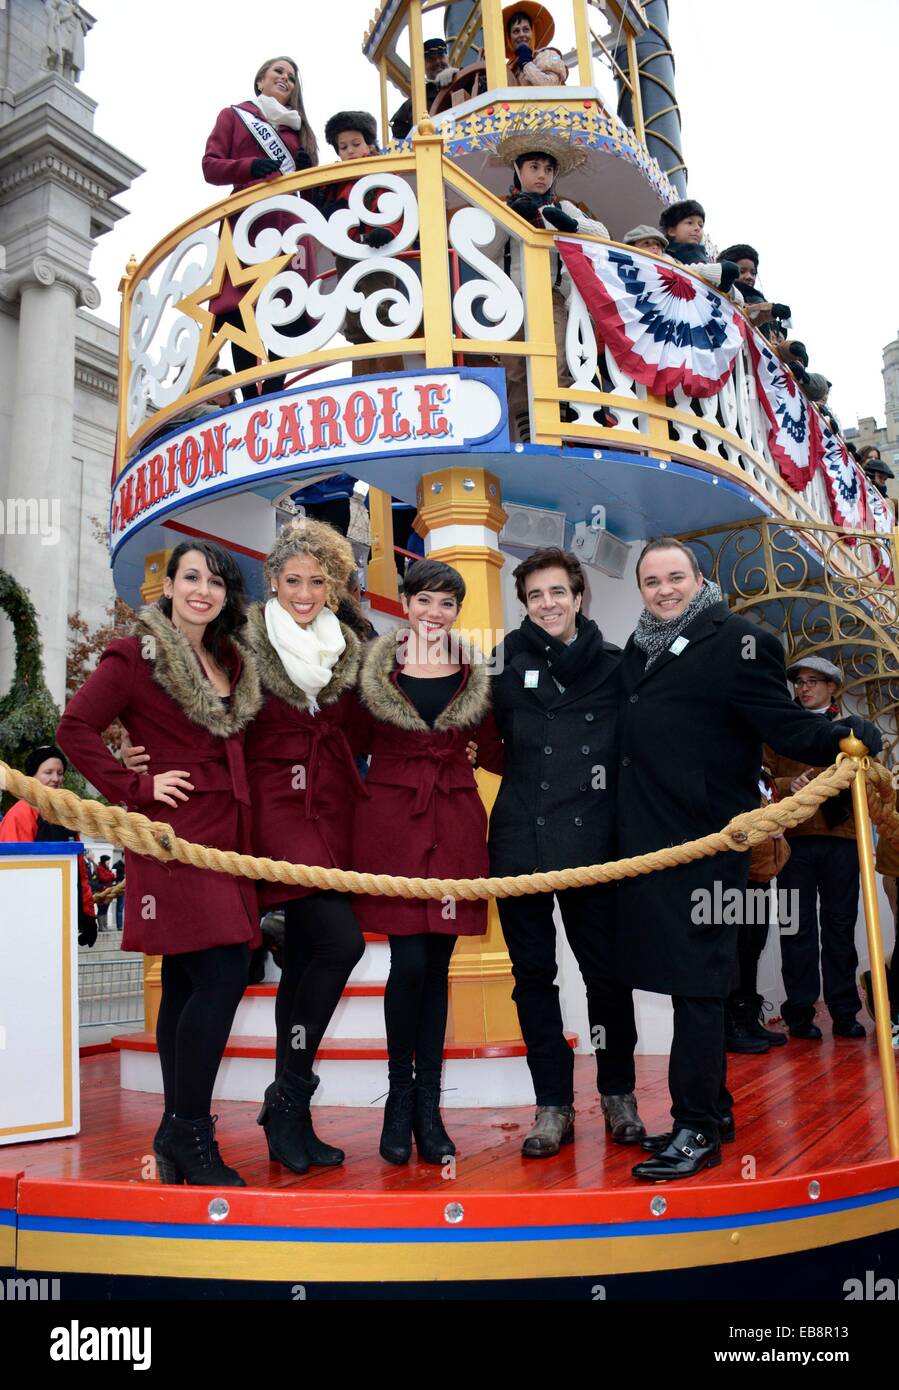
[202,102,311,316]
[57,605,263,956]
[351,632,504,937]
[242,604,365,910]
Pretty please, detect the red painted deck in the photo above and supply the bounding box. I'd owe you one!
[3,1018,896,1196]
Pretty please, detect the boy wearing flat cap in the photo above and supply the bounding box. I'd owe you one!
[765,655,866,1041]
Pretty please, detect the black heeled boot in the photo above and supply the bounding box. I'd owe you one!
[379,1082,416,1165]
[152,1112,177,1184]
[158,1115,246,1187]
[258,1071,344,1173]
[412,1082,456,1165]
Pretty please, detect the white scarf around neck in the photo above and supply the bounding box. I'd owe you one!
[251,92,302,131]
[264,598,345,713]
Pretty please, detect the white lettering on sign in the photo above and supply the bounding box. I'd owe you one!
[111,371,506,550]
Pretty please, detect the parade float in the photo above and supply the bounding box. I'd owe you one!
[2,0,899,1298]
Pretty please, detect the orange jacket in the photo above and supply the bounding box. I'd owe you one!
[0,799,97,918]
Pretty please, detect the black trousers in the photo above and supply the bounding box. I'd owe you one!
[384,933,457,1087]
[729,881,772,1001]
[157,943,250,1118]
[275,892,365,1079]
[778,836,861,1025]
[498,884,637,1107]
[670,996,734,1137]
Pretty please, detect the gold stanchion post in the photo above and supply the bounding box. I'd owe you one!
[840,734,899,1157]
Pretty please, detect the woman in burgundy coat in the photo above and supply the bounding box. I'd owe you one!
[202,55,318,397]
[352,559,503,1167]
[242,518,367,1174]
[58,542,262,1188]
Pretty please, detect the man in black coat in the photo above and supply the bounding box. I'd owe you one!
[619,538,881,1181]
[489,547,642,1158]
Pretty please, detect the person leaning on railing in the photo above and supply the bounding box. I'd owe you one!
[718,242,791,342]
[488,129,608,442]
[615,538,882,1183]
[201,55,318,400]
[0,744,97,948]
[660,200,741,294]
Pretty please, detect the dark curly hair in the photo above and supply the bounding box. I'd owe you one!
[660,199,705,234]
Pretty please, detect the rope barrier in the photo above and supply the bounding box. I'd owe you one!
[0,755,863,901]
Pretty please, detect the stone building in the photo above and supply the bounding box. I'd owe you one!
[844,329,899,498]
[0,0,140,704]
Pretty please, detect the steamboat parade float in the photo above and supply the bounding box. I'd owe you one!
[1,0,899,1321]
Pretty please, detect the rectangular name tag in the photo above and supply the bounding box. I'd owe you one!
[524,670,540,688]
[669,636,690,655]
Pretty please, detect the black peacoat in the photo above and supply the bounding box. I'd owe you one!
[616,602,857,997]
[488,626,621,874]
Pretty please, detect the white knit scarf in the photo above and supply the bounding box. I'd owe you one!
[250,92,302,131]
[264,598,345,713]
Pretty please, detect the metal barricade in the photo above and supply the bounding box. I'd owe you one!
[77,958,144,1028]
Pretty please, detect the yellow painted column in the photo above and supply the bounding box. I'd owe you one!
[415,466,522,1044]
[572,0,594,86]
[482,0,508,91]
[412,119,453,368]
[366,485,399,604]
[407,0,427,129]
[626,30,645,144]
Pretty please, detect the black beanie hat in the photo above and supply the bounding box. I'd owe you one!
[25,744,67,778]
[324,110,378,151]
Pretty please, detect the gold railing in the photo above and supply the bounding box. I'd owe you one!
[116,126,875,576]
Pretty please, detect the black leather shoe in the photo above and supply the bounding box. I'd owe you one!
[640,1112,735,1152]
[601,1092,646,1144]
[832,1017,866,1038]
[412,1082,456,1165]
[379,1082,416,1165]
[789,1021,823,1040]
[725,997,770,1054]
[632,1127,721,1182]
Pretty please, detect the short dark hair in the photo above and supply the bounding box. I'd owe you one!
[858,445,882,465]
[660,199,706,234]
[506,9,533,32]
[635,537,702,584]
[785,339,809,368]
[513,548,585,605]
[401,558,466,605]
[719,243,758,267]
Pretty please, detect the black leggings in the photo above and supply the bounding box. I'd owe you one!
[156,943,250,1118]
[384,933,457,1087]
[274,892,365,1079]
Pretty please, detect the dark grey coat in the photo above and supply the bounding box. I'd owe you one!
[616,602,854,997]
[488,626,621,874]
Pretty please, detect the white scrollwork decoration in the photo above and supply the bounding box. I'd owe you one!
[449,207,524,340]
[127,228,219,434]
[231,175,420,263]
[255,256,424,357]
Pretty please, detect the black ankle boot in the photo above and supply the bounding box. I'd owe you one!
[158,1115,245,1187]
[379,1082,416,1165]
[152,1112,177,1184]
[725,997,770,1054]
[412,1082,456,1165]
[258,1072,344,1173]
[748,993,787,1047]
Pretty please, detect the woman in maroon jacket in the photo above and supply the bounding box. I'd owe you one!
[352,559,503,1167]
[202,55,318,397]
[242,518,366,1174]
[58,542,262,1188]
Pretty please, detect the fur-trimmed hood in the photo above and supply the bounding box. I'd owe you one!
[133,605,262,737]
[243,602,360,712]
[358,630,491,732]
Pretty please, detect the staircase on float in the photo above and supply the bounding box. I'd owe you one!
[113,935,570,1107]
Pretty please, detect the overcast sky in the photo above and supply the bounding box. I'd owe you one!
[83,0,897,431]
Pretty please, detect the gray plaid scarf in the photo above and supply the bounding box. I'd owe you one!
[633,579,723,668]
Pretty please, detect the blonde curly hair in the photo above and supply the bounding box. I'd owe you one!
[265,516,355,612]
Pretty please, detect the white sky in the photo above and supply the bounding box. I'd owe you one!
[83,0,898,431]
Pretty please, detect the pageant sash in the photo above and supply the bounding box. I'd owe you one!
[232,104,297,174]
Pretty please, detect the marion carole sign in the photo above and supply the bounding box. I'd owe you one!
[111,369,507,552]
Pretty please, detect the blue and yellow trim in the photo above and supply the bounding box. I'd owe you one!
[16,1184,899,1284]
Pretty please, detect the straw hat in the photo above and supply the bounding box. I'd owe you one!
[501,2,555,60]
[492,119,588,177]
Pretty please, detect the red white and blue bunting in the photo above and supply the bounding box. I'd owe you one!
[819,422,867,531]
[747,336,820,492]
[557,240,745,399]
